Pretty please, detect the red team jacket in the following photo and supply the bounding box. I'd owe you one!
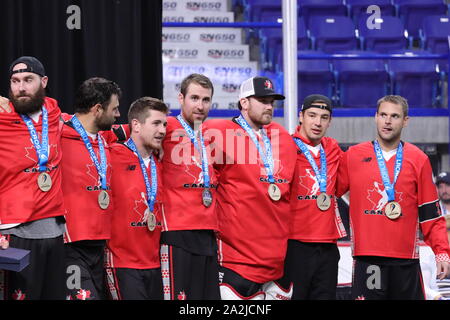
[204,118,297,283]
[290,127,346,243]
[0,97,65,224]
[61,121,113,243]
[161,116,218,232]
[106,142,164,269]
[337,141,450,260]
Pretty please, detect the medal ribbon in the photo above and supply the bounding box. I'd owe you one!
[71,115,108,190]
[235,115,275,184]
[21,106,49,172]
[126,138,158,212]
[293,138,327,194]
[373,140,403,202]
[176,114,210,189]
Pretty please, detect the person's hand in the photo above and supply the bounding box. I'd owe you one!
[0,236,9,250]
[437,261,450,280]
[0,96,11,113]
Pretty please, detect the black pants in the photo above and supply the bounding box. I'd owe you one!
[65,241,106,300]
[279,240,340,300]
[106,267,163,300]
[161,244,221,300]
[5,235,65,300]
[352,256,425,300]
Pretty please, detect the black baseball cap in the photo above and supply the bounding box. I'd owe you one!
[436,172,450,185]
[239,76,285,101]
[301,94,333,114]
[9,56,46,78]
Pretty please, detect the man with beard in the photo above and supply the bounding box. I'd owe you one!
[203,76,297,300]
[160,74,220,300]
[436,172,450,244]
[337,95,450,300]
[61,77,121,300]
[0,56,66,299]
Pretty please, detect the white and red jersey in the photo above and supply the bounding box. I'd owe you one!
[203,118,297,284]
[105,143,164,269]
[161,116,218,232]
[61,121,113,243]
[0,97,65,224]
[337,141,450,260]
[290,126,346,243]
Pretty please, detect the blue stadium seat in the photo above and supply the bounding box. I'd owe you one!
[332,51,390,108]
[420,15,450,73]
[388,51,441,108]
[358,16,410,53]
[309,16,359,53]
[298,0,348,28]
[297,51,335,106]
[421,16,450,55]
[347,0,395,24]
[260,17,309,70]
[242,0,282,22]
[394,0,448,39]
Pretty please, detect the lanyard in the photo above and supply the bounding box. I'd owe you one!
[176,114,210,188]
[71,115,108,190]
[235,115,275,184]
[294,138,327,193]
[126,138,158,212]
[373,140,403,202]
[21,106,49,172]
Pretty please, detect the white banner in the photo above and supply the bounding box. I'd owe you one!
[162,11,234,23]
[163,61,258,85]
[163,0,229,13]
[162,28,243,45]
[162,43,250,63]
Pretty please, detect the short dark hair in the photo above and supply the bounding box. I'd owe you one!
[180,73,214,97]
[74,77,122,114]
[128,97,169,129]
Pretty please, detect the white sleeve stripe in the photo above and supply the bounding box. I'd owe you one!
[419,215,443,224]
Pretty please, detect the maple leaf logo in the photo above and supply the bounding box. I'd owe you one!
[298,168,321,195]
[367,181,403,211]
[24,139,59,169]
[133,192,150,223]
[75,289,91,300]
[12,289,26,300]
[86,162,111,185]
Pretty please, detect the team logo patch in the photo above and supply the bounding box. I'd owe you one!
[264,80,273,90]
[76,289,92,300]
[177,291,187,300]
[12,289,26,300]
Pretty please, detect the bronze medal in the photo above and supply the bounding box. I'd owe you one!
[98,190,110,210]
[268,183,281,201]
[202,188,213,208]
[147,209,156,232]
[316,193,331,211]
[384,201,401,220]
[37,172,52,192]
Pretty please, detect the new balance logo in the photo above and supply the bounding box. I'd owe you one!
[362,157,372,162]
[127,165,136,171]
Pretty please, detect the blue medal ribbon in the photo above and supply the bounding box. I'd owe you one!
[125,138,158,213]
[71,115,108,190]
[21,106,49,172]
[293,138,327,193]
[235,115,275,184]
[176,115,210,188]
[373,140,403,202]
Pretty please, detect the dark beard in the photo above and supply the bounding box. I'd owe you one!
[95,114,114,132]
[9,86,46,115]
